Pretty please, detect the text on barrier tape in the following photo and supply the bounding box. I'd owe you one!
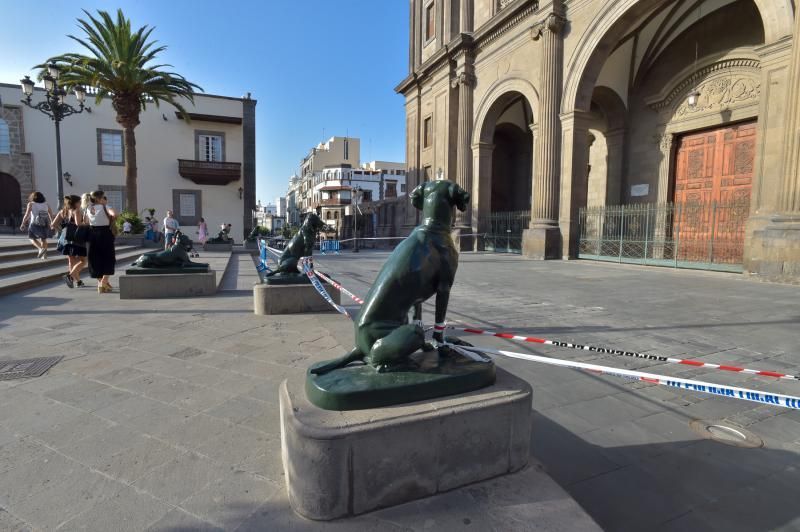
[459,344,800,410]
[449,326,799,382]
[313,270,365,305]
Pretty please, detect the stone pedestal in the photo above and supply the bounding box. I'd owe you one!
[280,367,532,520]
[522,227,561,259]
[244,240,258,251]
[203,242,233,252]
[253,282,341,315]
[119,271,216,299]
[748,216,800,282]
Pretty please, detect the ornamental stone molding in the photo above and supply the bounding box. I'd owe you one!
[646,58,761,112]
[672,76,760,118]
[499,0,516,9]
[531,13,567,40]
[450,72,477,89]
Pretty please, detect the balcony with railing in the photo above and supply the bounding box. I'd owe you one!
[178,159,241,185]
[319,198,351,206]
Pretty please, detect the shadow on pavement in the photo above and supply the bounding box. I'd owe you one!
[532,413,800,531]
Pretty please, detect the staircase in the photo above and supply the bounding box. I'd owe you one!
[0,239,148,297]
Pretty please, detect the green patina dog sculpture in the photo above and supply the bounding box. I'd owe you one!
[129,231,209,273]
[266,213,327,282]
[311,180,471,375]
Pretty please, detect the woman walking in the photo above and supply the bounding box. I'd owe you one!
[51,195,87,288]
[85,190,116,293]
[19,191,53,259]
[197,217,208,245]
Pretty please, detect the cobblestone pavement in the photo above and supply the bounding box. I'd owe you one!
[313,251,800,532]
[0,252,597,532]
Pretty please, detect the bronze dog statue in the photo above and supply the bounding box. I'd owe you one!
[132,231,208,270]
[267,212,327,277]
[311,180,470,374]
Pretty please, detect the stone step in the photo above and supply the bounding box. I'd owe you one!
[0,242,59,255]
[0,245,141,275]
[0,247,147,297]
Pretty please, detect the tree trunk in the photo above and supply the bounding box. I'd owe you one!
[123,126,137,212]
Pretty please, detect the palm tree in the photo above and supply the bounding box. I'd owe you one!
[41,9,202,212]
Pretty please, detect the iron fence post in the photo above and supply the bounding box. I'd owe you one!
[674,202,681,268]
[644,204,650,265]
[618,205,625,263]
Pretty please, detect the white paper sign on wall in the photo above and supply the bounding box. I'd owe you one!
[630,184,650,197]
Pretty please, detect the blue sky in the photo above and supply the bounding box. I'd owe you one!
[0,0,409,204]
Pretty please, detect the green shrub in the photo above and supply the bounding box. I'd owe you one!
[115,210,145,234]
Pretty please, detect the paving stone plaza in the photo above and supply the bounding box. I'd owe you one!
[0,240,799,531]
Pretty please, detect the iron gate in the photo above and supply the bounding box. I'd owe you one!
[578,200,750,272]
[484,210,530,253]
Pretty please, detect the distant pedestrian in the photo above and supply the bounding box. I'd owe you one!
[20,191,53,259]
[122,220,132,235]
[197,217,208,245]
[51,195,87,288]
[85,190,117,293]
[163,210,179,249]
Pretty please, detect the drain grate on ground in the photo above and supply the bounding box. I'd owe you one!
[0,356,63,380]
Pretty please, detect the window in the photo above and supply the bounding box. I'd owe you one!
[423,166,432,182]
[425,2,435,42]
[0,119,10,154]
[423,116,432,148]
[195,130,225,162]
[172,189,202,226]
[362,190,373,202]
[97,129,124,165]
[98,185,126,212]
[401,184,406,192]
[325,211,332,220]
[198,135,223,161]
[386,181,397,198]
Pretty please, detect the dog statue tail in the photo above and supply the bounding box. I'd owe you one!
[309,347,364,375]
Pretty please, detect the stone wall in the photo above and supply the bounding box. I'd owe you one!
[0,105,34,212]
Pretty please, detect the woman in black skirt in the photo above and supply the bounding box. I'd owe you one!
[84,190,116,293]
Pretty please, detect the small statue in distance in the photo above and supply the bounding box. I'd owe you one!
[266,212,326,283]
[129,231,209,272]
[207,223,233,244]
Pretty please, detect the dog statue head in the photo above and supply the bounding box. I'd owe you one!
[302,212,326,234]
[410,180,471,229]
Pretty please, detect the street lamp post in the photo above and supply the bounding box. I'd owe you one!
[20,63,88,206]
[351,184,362,253]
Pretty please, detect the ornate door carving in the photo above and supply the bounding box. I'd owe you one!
[673,122,755,262]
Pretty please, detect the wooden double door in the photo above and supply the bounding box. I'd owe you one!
[672,121,755,263]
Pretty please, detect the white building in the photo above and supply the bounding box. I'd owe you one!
[275,196,286,217]
[0,82,256,238]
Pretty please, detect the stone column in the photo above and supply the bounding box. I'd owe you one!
[451,70,476,249]
[460,0,473,32]
[753,11,800,282]
[654,133,674,205]
[604,129,625,204]
[471,142,494,251]
[558,110,592,259]
[522,11,566,259]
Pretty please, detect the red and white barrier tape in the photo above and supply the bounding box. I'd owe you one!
[449,326,799,382]
[460,345,800,410]
[299,258,350,317]
[313,270,365,305]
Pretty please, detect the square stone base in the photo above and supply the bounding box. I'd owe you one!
[280,367,532,520]
[747,217,800,283]
[522,227,561,259]
[119,271,216,299]
[253,282,341,315]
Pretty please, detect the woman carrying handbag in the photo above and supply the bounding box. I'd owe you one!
[50,195,88,288]
[84,190,117,293]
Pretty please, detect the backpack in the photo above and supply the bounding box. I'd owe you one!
[32,209,49,227]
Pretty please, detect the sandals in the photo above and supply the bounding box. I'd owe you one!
[64,274,74,289]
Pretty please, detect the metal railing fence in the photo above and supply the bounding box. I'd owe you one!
[578,200,750,272]
[484,210,530,253]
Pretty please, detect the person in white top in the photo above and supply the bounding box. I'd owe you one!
[163,211,179,250]
[122,220,132,234]
[20,191,54,259]
[85,190,117,293]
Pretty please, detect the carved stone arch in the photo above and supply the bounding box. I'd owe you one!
[473,76,540,146]
[646,56,761,128]
[562,0,794,116]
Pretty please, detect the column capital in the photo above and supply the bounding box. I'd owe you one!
[472,141,495,154]
[653,132,674,151]
[531,13,567,41]
[451,72,476,89]
[528,123,537,134]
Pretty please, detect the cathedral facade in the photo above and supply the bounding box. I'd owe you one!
[396,0,800,282]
